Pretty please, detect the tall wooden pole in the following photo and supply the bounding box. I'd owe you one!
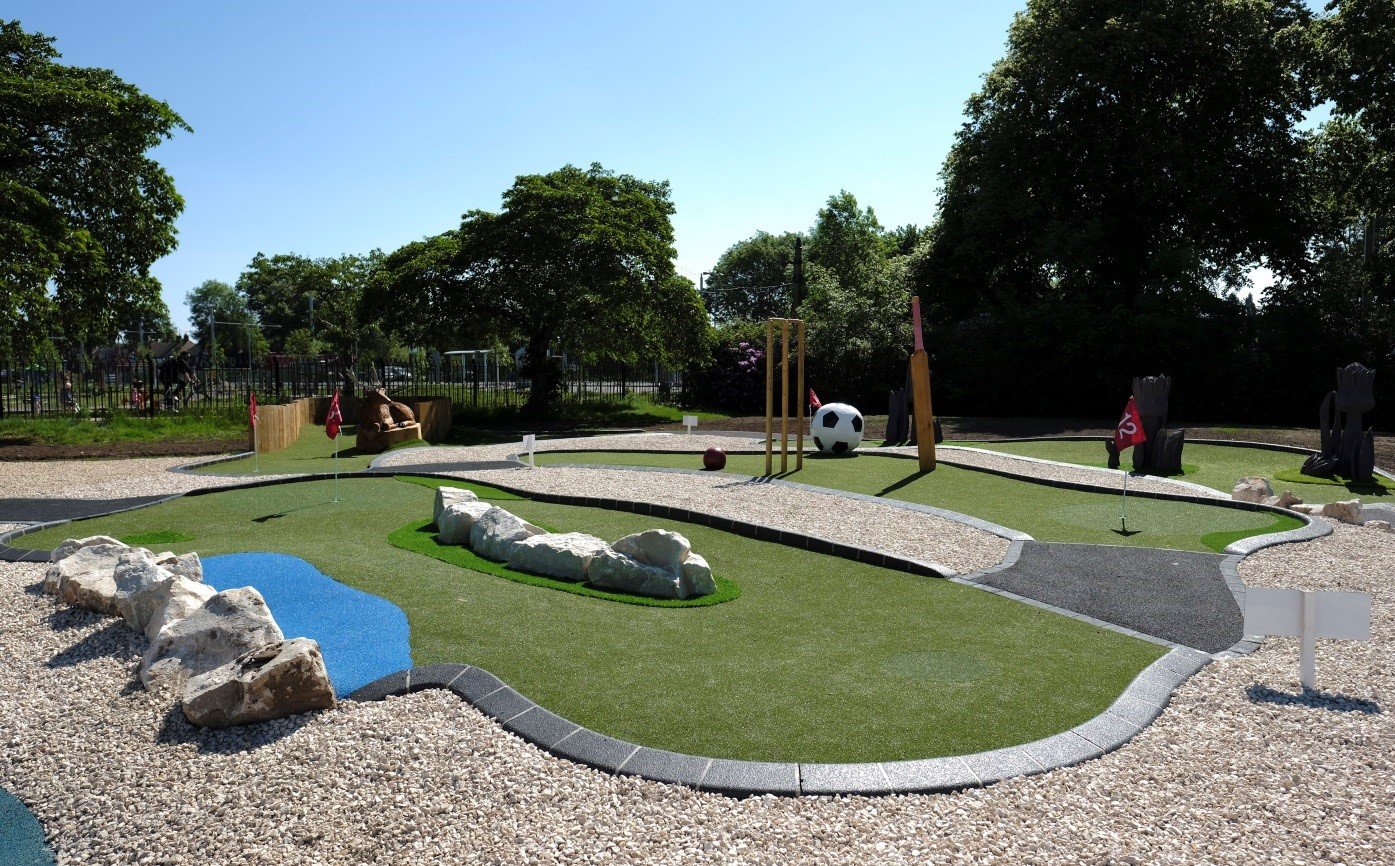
[796,320,805,471]
[765,319,774,476]
[780,319,790,474]
[909,298,936,471]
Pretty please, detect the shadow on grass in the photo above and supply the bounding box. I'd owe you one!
[1246,683,1381,714]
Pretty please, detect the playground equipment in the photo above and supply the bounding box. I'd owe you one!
[764,318,806,476]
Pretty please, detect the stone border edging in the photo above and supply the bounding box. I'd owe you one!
[345,645,1211,798]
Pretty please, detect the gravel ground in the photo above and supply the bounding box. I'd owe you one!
[0,456,286,500]
[0,522,1390,865]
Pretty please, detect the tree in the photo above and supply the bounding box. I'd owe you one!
[283,328,325,359]
[361,230,496,351]
[701,231,802,323]
[186,279,263,366]
[919,0,1314,316]
[458,163,709,412]
[0,20,189,355]
[237,251,392,384]
[808,191,889,291]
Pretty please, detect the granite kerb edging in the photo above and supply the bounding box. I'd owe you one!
[346,645,1210,798]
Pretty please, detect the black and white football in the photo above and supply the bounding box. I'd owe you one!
[811,402,863,454]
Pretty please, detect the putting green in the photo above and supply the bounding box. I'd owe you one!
[534,450,1303,552]
[953,440,1393,505]
[17,477,1164,763]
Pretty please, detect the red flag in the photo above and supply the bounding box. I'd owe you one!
[809,389,822,410]
[1114,396,1147,451]
[325,390,343,439]
[249,393,258,428]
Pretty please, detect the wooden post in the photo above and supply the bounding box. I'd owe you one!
[796,320,805,471]
[765,319,774,476]
[780,319,790,473]
[909,298,936,471]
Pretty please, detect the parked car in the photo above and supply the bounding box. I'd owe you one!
[382,365,412,382]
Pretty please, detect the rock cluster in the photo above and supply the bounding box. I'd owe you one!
[433,486,716,599]
[44,535,334,728]
[1292,498,1364,524]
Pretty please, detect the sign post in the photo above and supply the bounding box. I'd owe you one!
[1243,587,1372,690]
[683,414,698,436]
[523,433,536,469]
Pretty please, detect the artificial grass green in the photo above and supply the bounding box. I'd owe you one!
[389,519,739,607]
[958,440,1392,505]
[391,474,526,500]
[1271,468,1395,495]
[119,530,194,547]
[537,450,1302,553]
[15,477,1163,763]
[198,424,427,476]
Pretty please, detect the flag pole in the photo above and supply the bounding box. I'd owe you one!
[1120,469,1129,532]
[332,430,340,503]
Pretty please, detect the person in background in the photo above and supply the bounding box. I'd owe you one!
[130,379,146,410]
[61,375,78,413]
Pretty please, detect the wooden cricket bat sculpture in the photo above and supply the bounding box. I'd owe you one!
[909,297,936,471]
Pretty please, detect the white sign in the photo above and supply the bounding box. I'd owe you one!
[522,433,536,469]
[682,414,698,435]
[1243,588,1372,689]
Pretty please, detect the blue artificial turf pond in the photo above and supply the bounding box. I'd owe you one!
[203,552,411,697]
[0,787,55,866]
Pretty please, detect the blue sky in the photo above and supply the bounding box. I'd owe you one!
[15,1,1310,335]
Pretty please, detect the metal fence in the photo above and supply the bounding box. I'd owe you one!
[0,354,684,418]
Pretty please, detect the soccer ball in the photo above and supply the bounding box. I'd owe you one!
[811,403,863,454]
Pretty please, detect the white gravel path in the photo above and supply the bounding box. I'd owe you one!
[1,520,1391,865]
[0,456,286,500]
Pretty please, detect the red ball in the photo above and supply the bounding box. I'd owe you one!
[703,447,727,471]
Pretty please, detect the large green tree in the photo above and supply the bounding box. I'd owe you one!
[701,231,802,323]
[360,230,496,352]
[0,20,189,355]
[458,163,708,411]
[919,0,1314,317]
[186,279,264,365]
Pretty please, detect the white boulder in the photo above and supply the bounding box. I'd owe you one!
[112,549,178,633]
[433,486,479,526]
[587,548,690,599]
[141,587,284,690]
[679,552,717,598]
[182,638,336,729]
[469,507,545,561]
[1320,499,1363,524]
[46,543,129,612]
[506,532,609,582]
[1262,491,1303,510]
[1232,477,1274,504]
[144,576,217,640]
[437,500,494,545]
[612,529,691,568]
[155,550,202,582]
[51,535,125,563]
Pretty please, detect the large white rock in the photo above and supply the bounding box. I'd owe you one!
[586,549,690,599]
[679,552,717,598]
[182,638,336,729]
[433,486,479,526]
[145,576,217,640]
[506,532,609,582]
[612,529,691,568]
[46,543,129,612]
[437,500,494,545]
[141,587,284,690]
[155,550,203,582]
[1262,491,1303,510]
[1232,476,1274,504]
[112,549,177,633]
[1320,499,1363,524]
[469,507,545,561]
[51,535,125,564]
